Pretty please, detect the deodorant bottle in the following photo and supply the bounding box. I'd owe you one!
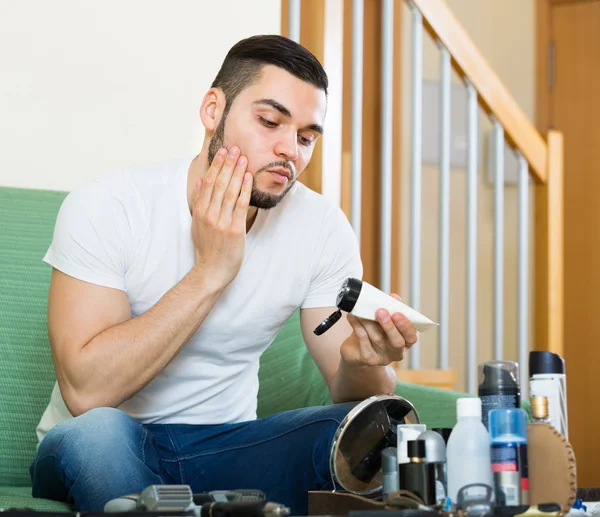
[478,361,520,431]
[529,351,568,438]
[489,408,529,506]
[418,430,448,504]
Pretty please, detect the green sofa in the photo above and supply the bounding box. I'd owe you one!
[0,186,465,511]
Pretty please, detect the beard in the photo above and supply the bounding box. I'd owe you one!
[208,114,296,210]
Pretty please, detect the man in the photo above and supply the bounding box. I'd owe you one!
[30,35,417,514]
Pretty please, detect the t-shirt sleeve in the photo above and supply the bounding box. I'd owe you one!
[301,205,363,309]
[43,183,134,291]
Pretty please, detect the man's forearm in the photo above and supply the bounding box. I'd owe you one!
[330,359,397,403]
[61,266,225,415]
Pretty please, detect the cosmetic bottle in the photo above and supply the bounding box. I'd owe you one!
[398,439,436,505]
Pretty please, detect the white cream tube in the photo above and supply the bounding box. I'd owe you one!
[351,281,438,333]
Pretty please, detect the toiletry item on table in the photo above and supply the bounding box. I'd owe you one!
[478,360,521,431]
[397,423,427,488]
[398,440,436,505]
[382,447,398,501]
[529,351,569,438]
[530,396,551,424]
[418,430,448,504]
[447,398,493,505]
[432,427,452,445]
[489,408,529,506]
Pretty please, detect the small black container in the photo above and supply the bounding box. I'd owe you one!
[398,440,436,505]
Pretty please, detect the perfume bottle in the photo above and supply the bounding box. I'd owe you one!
[398,440,435,505]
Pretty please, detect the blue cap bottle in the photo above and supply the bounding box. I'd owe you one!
[489,408,529,506]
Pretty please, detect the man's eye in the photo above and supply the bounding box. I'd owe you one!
[259,116,277,128]
[298,135,313,146]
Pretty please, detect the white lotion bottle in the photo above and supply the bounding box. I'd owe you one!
[314,278,437,335]
[446,398,493,505]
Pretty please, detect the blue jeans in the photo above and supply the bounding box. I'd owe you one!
[30,403,357,515]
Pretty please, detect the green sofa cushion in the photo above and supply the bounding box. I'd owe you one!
[0,188,69,488]
[0,487,71,512]
[0,185,463,512]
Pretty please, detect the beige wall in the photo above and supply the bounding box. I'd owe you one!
[1,0,536,393]
[0,0,280,191]
[398,0,536,393]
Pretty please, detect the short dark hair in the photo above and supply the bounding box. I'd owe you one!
[211,35,328,115]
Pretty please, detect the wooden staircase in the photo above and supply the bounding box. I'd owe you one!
[282,0,564,394]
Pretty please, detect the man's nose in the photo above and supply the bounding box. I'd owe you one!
[275,132,299,162]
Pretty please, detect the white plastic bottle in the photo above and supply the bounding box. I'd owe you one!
[447,398,493,505]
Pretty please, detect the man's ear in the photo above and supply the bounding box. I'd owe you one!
[199,88,226,132]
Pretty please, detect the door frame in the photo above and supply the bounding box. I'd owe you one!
[536,0,600,132]
[535,0,552,135]
[534,0,600,487]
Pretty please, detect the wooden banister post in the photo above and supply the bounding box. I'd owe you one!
[535,130,564,357]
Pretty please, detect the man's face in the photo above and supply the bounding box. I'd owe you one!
[208,65,327,209]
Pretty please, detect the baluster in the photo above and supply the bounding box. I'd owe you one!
[438,46,451,370]
[517,152,530,396]
[351,0,364,243]
[493,119,505,361]
[465,80,479,393]
[409,2,423,370]
[288,0,301,43]
[380,0,394,293]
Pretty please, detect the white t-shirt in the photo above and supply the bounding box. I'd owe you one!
[36,155,362,443]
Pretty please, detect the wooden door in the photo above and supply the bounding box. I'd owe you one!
[537,0,600,488]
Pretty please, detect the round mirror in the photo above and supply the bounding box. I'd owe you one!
[329,394,420,497]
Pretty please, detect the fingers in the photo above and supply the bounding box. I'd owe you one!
[386,293,419,349]
[232,172,253,230]
[195,148,227,215]
[346,314,374,363]
[205,147,242,223]
[219,154,248,226]
[192,178,203,206]
[347,314,392,366]
[347,305,418,366]
[389,312,418,349]
[374,309,406,358]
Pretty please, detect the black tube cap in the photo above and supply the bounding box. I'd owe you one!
[336,278,362,313]
[406,439,426,459]
[529,351,565,376]
[313,309,342,335]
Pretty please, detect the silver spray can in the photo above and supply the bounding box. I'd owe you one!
[418,430,447,504]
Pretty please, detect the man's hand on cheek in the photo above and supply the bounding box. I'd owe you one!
[191,146,253,289]
[341,294,419,368]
